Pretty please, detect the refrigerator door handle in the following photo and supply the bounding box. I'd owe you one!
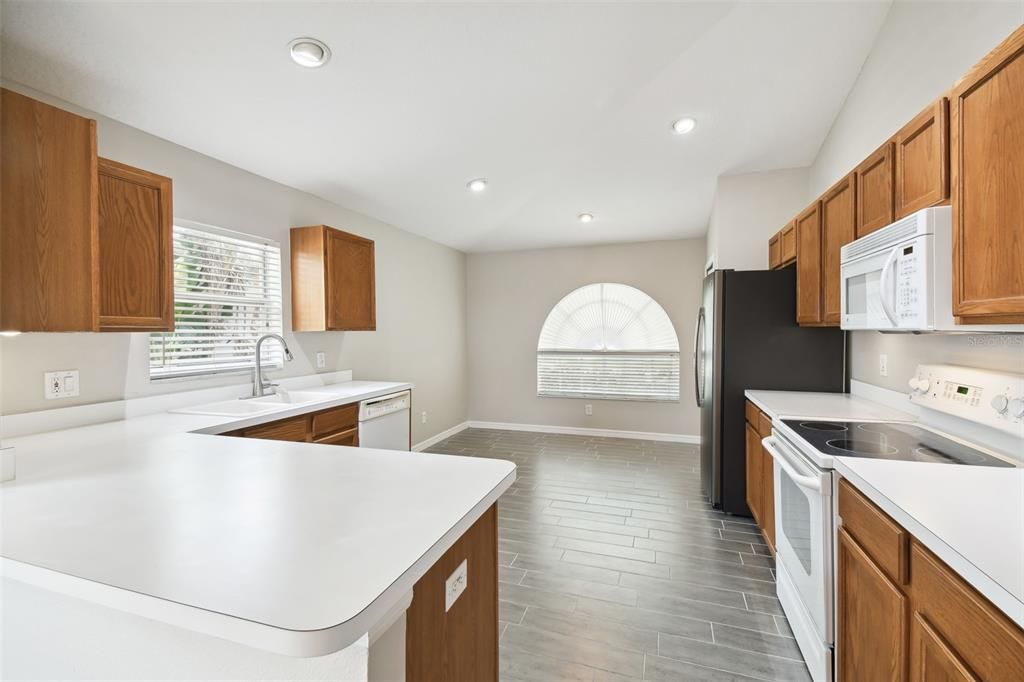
[693,306,705,406]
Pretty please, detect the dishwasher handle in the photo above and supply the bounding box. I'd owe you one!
[359,391,411,421]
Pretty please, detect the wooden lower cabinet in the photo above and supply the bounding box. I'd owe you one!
[745,422,763,525]
[761,443,775,550]
[406,505,498,682]
[743,401,775,553]
[837,527,908,682]
[223,398,373,446]
[838,480,1024,682]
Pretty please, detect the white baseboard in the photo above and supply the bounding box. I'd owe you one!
[412,421,470,452]
[465,420,699,444]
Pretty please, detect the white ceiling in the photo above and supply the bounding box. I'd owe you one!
[0,1,891,252]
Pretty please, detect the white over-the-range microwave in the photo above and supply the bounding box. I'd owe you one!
[840,206,1021,332]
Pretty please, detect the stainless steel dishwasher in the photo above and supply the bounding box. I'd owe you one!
[357,391,412,451]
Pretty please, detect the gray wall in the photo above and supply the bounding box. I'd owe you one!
[806,1,1024,391]
[466,239,706,438]
[0,83,468,446]
[706,167,809,271]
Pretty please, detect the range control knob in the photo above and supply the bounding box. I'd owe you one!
[991,394,1010,413]
[1008,398,1024,419]
[908,378,930,394]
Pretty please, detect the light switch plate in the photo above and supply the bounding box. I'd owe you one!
[44,370,79,400]
[879,354,888,377]
[585,404,593,416]
[315,352,326,369]
[445,559,468,612]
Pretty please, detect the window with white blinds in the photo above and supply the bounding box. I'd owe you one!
[537,283,680,401]
[149,222,283,380]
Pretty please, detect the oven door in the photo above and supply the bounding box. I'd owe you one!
[763,435,833,643]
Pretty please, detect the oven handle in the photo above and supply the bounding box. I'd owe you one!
[762,436,822,492]
[878,248,899,326]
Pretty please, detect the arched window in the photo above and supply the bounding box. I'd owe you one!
[537,283,680,401]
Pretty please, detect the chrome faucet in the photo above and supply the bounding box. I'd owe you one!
[251,333,294,398]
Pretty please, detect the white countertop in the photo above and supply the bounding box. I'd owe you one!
[745,389,914,422]
[0,381,515,656]
[746,388,1023,628]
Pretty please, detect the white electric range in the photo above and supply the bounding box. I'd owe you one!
[761,364,1024,682]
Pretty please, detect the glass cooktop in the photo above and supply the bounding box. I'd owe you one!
[782,420,1015,467]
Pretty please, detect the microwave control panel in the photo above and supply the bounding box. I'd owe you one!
[909,363,1024,437]
[893,243,925,325]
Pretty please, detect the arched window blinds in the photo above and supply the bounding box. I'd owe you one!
[537,283,680,401]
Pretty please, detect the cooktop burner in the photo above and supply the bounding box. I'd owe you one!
[782,420,1014,467]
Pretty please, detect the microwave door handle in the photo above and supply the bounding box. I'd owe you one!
[878,249,899,326]
[762,437,822,492]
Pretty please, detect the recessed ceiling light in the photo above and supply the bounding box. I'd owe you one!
[289,37,331,68]
[672,117,697,135]
[578,213,594,224]
[467,178,488,192]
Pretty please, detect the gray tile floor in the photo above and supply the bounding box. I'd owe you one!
[426,428,811,682]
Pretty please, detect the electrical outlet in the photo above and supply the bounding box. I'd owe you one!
[585,404,593,416]
[879,354,889,377]
[315,352,326,369]
[445,559,468,612]
[44,370,79,400]
[421,411,428,424]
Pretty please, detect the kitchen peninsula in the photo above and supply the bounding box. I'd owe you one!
[0,379,514,681]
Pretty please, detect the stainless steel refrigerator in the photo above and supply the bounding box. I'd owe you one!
[695,268,846,515]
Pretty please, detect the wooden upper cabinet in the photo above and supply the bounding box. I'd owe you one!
[855,141,895,237]
[779,221,797,265]
[950,26,1024,322]
[837,528,908,682]
[1,88,98,332]
[97,158,174,331]
[795,202,824,326]
[291,225,376,332]
[820,173,856,326]
[895,98,949,219]
[768,233,781,269]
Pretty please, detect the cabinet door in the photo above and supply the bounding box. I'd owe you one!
[326,229,376,331]
[97,158,174,331]
[821,174,856,326]
[909,541,1024,681]
[909,613,979,682]
[780,221,797,265]
[856,142,895,237]
[837,528,908,682]
[795,203,823,326]
[314,427,359,446]
[1,88,98,332]
[768,234,781,269]
[895,98,949,219]
[242,415,311,442]
[950,27,1024,322]
[761,444,775,551]
[745,422,762,524]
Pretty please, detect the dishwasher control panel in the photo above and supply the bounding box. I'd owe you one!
[358,391,411,421]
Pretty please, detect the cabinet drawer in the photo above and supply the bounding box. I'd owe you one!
[243,415,310,442]
[745,400,760,426]
[312,403,359,439]
[910,541,1024,681]
[315,427,359,447]
[757,411,773,439]
[838,479,909,584]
